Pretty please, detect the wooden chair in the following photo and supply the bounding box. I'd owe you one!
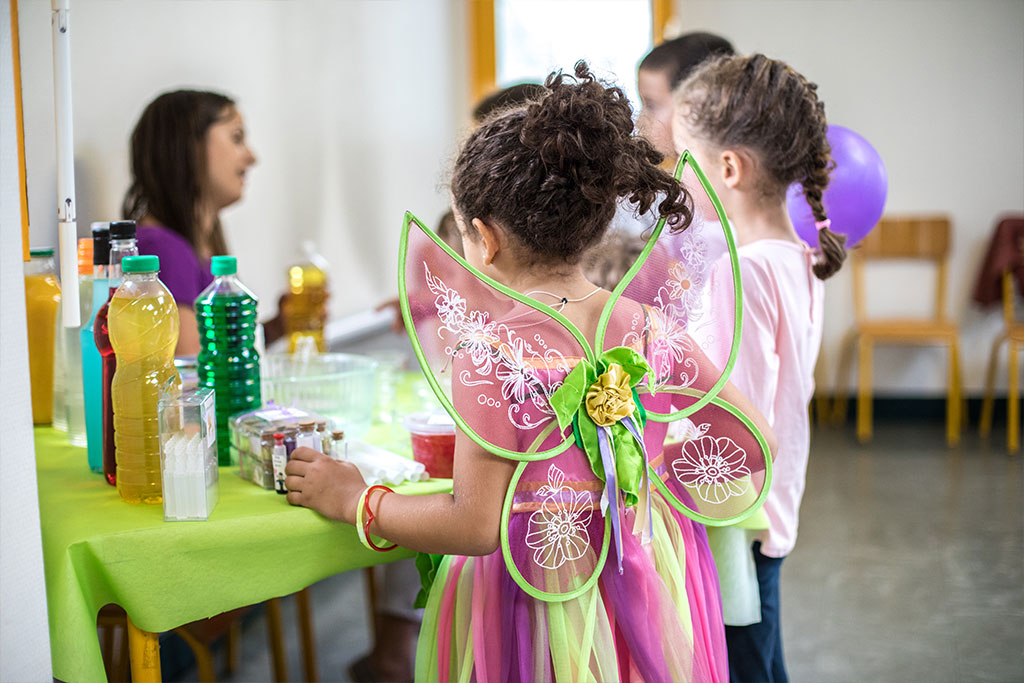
[832,216,963,445]
[980,270,1023,452]
[98,589,318,682]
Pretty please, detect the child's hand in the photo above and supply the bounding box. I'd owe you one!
[284,447,367,524]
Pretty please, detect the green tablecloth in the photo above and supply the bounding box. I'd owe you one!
[36,390,448,681]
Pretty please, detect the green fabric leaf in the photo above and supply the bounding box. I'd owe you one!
[573,412,603,481]
[548,360,593,431]
[413,552,445,609]
[610,423,644,507]
[597,347,650,388]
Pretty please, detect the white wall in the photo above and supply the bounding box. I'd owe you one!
[18,0,1023,398]
[19,0,468,330]
[677,0,1024,395]
[1,0,53,678]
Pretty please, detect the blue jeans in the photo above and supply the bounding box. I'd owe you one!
[724,541,788,683]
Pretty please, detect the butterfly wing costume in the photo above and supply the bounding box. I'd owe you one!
[401,153,772,682]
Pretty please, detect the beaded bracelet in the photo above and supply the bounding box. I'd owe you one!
[355,485,398,552]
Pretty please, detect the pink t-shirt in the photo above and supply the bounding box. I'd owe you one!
[703,239,824,557]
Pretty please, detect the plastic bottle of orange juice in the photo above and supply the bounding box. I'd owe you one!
[109,255,180,504]
[24,248,62,425]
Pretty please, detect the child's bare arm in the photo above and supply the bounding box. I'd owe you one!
[285,429,516,556]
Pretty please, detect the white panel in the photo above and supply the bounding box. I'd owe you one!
[1,0,54,678]
[18,0,464,338]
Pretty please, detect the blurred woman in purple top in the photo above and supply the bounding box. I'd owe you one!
[122,89,274,354]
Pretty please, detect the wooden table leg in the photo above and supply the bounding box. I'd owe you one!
[126,615,162,682]
[266,597,288,682]
[296,588,319,682]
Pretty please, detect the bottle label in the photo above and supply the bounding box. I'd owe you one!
[272,451,287,494]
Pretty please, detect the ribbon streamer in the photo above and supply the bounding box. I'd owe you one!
[595,425,625,574]
[621,415,653,545]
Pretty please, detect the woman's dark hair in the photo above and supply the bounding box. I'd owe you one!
[472,83,545,123]
[676,53,846,279]
[122,89,235,256]
[452,61,693,266]
[639,32,735,91]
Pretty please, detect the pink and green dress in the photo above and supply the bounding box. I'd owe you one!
[399,153,772,682]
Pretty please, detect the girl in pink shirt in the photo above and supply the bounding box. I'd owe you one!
[672,54,847,682]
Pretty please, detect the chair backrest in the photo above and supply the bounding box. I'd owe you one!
[857,215,951,260]
[852,215,952,323]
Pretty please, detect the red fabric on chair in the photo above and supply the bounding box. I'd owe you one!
[973,216,1024,307]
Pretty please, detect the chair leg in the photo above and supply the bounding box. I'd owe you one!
[116,622,130,683]
[1009,341,1020,453]
[296,588,319,682]
[100,621,115,677]
[832,330,857,424]
[126,615,162,683]
[980,334,1005,437]
[225,618,241,675]
[947,340,962,446]
[364,566,380,640]
[173,626,218,683]
[856,336,873,443]
[266,598,288,682]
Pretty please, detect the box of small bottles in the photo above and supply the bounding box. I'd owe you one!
[230,403,338,490]
[158,385,219,521]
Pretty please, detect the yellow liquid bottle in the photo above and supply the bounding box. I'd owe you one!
[109,255,179,504]
[283,262,327,353]
[25,248,62,425]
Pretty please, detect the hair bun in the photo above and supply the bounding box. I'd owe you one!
[451,60,692,264]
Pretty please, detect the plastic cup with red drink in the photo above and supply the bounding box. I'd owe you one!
[402,411,456,478]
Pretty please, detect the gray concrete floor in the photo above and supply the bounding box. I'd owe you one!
[181,423,1024,682]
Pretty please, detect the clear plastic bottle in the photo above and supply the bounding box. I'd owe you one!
[95,221,139,485]
[109,255,180,504]
[82,224,110,472]
[195,255,262,466]
[282,241,329,353]
[25,248,62,425]
[62,237,94,447]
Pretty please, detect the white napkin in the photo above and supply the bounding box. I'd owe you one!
[345,440,429,486]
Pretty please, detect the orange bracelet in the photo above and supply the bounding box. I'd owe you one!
[359,485,397,552]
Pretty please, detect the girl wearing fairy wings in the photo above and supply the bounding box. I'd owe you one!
[286,62,778,682]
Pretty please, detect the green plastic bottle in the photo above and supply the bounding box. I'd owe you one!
[195,256,262,465]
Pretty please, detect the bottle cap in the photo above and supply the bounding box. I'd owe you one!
[273,432,285,444]
[122,255,159,273]
[92,225,111,266]
[316,421,326,430]
[77,238,94,275]
[109,220,136,240]
[298,420,316,429]
[29,247,55,257]
[332,430,345,440]
[211,255,237,276]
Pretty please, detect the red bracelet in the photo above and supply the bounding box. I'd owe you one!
[363,485,398,552]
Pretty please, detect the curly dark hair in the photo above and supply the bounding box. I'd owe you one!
[452,61,693,266]
[676,53,846,280]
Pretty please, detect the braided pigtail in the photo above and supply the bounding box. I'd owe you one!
[676,54,848,279]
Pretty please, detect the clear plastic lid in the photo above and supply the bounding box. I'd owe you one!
[402,411,456,435]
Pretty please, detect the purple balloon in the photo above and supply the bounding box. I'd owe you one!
[787,125,888,248]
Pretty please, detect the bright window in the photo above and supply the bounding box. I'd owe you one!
[495,0,652,110]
